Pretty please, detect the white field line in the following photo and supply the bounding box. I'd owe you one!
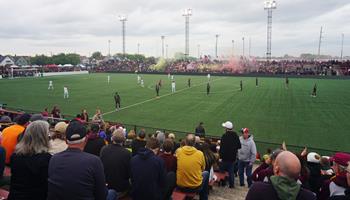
[102,77,227,116]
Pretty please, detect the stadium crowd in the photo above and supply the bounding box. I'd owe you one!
[97,57,350,76]
[0,108,350,200]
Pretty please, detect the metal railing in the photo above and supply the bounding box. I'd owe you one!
[1,106,343,156]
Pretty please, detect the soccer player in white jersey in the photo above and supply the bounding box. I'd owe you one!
[48,81,54,90]
[171,75,174,80]
[63,86,69,99]
[171,80,176,93]
[137,75,141,84]
[207,73,211,81]
[140,78,144,87]
[107,75,110,84]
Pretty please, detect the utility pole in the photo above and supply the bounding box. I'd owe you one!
[249,37,251,58]
[161,36,165,57]
[197,44,200,58]
[166,44,168,58]
[215,34,219,58]
[242,37,245,57]
[341,33,344,61]
[232,40,235,57]
[108,40,111,57]
[318,26,323,59]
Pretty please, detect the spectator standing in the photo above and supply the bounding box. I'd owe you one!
[246,151,316,200]
[92,109,104,124]
[176,134,209,200]
[80,109,89,122]
[195,122,206,137]
[51,106,61,120]
[1,113,30,164]
[84,123,106,157]
[130,138,167,200]
[47,121,112,200]
[237,128,257,187]
[219,121,241,188]
[319,152,350,200]
[8,120,52,200]
[49,122,68,155]
[100,129,131,198]
[131,129,147,156]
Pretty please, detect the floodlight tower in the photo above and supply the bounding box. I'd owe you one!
[215,34,219,58]
[341,33,344,61]
[182,8,192,58]
[264,0,276,61]
[161,36,165,57]
[118,15,127,55]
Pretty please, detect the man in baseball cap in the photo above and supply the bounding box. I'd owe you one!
[319,152,350,199]
[219,120,241,188]
[48,120,112,200]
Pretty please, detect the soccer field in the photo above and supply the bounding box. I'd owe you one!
[1,73,349,152]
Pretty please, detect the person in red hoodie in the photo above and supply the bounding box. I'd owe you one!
[319,152,350,200]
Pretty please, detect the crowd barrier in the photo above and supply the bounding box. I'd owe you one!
[43,71,89,77]
[1,107,341,157]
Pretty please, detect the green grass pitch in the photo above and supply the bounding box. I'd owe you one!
[1,73,349,152]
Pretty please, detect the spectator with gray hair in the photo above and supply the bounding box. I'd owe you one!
[8,120,52,200]
[100,128,131,199]
[246,151,316,200]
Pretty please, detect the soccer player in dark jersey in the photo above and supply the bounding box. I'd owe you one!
[207,82,210,95]
[114,92,121,111]
[158,79,162,88]
[285,77,289,89]
[256,77,258,87]
[240,80,243,91]
[155,83,160,97]
[188,78,191,88]
[311,84,317,97]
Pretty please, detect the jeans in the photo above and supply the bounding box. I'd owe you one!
[106,189,118,200]
[219,161,234,187]
[238,160,253,187]
[178,171,209,200]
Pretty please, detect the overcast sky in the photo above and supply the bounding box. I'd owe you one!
[0,0,349,58]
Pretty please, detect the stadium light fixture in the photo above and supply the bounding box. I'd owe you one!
[182,8,192,58]
[118,15,127,55]
[264,0,277,61]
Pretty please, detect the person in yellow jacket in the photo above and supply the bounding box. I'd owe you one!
[176,134,209,200]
